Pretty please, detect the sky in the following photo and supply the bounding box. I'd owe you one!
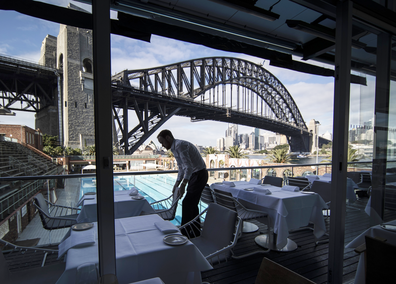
[0,0,375,147]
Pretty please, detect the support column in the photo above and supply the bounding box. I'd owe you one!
[92,0,117,282]
[328,1,352,283]
[371,32,391,224]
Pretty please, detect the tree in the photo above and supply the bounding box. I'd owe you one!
[203,146,218,156]
[64,147,82,156]
[84,145,96,156]
[226,145,248,158]
[268,148,292,164]
[43,134,59,146]
[273,144,289,151]
[321,146,362,164]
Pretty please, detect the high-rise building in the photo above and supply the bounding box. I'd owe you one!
[217,137,225,151]
[225,124,238,148]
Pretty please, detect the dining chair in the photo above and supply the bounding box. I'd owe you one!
[179,203,242,264]
[149,187,181,221]
[354,235,396,284]
[33,193,80,244]
[262,176,283,187]
[200,185,216,205]
[286,177,311,191]
[212,188,271,256]
[255,257,315,284]
[1,239,65,284]
[356,172,371,198]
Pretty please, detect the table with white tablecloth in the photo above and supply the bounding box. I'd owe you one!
[345,219,396,284]
[305,175,358,203]
[210,181,327,249]
[76,190,155,223]
[56,214,212,284]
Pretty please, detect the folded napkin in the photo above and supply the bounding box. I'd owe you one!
[281,185,300,192]
[223,181,235,187]
[248,178,261,185]
[254,187,271,195]
[58,229,95,259]
[129,188,139,196]
[154,221,180,234]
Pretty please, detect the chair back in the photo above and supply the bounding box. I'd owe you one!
[310,181,331,204]
[365,235,396,284]
[262,176,283,187]
[287,177,310,191]
[157,187,180,220]
[33,193,51,228]
[255,257,315,284]
[201,185,215,204]
[201,203,238,248]
[212,189,237,212]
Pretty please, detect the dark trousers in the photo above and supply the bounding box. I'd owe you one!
[181,168,208,226]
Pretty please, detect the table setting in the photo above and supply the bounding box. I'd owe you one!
[56,214,212,284]
[210,180,327,250]
[345,219,396,284]
[76,189,155,223]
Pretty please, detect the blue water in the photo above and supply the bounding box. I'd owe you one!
[80,174,200,225]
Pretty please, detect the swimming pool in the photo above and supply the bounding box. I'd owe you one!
[80,174,208,225]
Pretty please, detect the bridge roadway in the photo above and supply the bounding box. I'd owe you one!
[0,55,317,153]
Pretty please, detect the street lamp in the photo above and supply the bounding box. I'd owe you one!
[315,121,321,175]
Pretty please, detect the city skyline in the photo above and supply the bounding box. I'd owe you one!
[0,0,371,148]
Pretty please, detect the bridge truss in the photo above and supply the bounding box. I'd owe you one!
[0,55,59,112]
[111,57,312,154]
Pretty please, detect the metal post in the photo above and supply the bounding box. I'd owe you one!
[316,121,320,175]
[92,0,117,282]
[328,1,352,283]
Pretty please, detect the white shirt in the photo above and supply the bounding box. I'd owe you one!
[171,139,206,182]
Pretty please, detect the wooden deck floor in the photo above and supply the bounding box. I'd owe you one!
[201,196,396,284]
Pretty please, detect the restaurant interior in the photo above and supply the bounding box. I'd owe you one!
[1,0,396,283]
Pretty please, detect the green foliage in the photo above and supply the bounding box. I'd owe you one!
[64,147,82,156]
[268,148,292,164]
[257,149,268,154]
[273,144,289,151]
[43,134,58,147]
[226,145,248,158]
[321,146,362,164]
[203,146,218,156]
[84,145,96,156]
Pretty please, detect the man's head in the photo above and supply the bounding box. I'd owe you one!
[157,129,174,150]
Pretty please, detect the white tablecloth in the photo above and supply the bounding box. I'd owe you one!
[210,181,327,248]
[56,215,212,284]
[305,175,358,203]
[77,190,155,223]
[345,220,396,284]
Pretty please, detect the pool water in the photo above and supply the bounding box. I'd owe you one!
[80,174,187,225]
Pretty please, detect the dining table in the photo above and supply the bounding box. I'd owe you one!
[210,181,327,251]
[345,219,396,284]
[56,214,212,284]
[76,189,155,223]
[305,174,358,203]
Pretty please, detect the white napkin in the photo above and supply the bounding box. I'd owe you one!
[248,178,261,185]
[58,229,95,259]
[254,187,271,195]
[154,221,180,234]
[281,185,300,192]
[129,188,139,196]
[223,181,235,187]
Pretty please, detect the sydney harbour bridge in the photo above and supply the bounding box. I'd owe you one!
[0,55,316,153]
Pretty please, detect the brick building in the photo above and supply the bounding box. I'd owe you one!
[0,124,43,151]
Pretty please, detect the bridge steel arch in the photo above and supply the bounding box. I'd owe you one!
[111,57,312,154]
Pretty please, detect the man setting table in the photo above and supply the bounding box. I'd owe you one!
[157,129,208,227]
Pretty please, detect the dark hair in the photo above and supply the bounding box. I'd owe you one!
[157,129,174,139]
